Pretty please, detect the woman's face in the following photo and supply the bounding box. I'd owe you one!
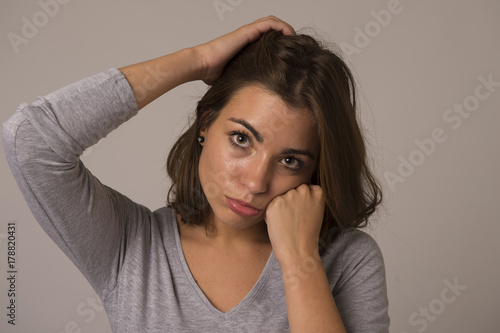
[198,85,320,230]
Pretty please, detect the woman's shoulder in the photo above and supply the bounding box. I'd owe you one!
[321,227,386,281]
[323,228,389,331]
[323,227,382,255]
[152,206,177,226]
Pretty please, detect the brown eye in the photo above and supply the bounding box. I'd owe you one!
[236,135,247,144]
[280,157,302,170]
[231,133,251,148]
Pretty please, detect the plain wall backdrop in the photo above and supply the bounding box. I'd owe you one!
[1,1,499,332]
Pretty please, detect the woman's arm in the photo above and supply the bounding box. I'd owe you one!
[2,16,294,299]
[119,15,295,110]
[266,184,347,332]
[2,69,144,299]
[280,233,389,333]
[281,254,347,333]
[266,184,389,332]
[266,183,388,332]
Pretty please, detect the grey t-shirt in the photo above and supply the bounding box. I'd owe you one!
[2,68,390,332]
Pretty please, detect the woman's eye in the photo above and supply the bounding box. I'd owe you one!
[281,157,301,170]
[231,134,250,148]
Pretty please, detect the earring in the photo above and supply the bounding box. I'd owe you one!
[198,136,205,144]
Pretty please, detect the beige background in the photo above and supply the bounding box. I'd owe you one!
[1,0,499,332]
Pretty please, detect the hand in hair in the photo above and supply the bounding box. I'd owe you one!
[194,15,296,85]
[119,16,294,110]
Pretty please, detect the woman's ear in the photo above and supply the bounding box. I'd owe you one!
[198,127,207,146]
[198,108,216,141]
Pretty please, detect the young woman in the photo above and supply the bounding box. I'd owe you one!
[3,16,389,332]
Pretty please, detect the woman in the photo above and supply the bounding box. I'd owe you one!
[3,16,389,332]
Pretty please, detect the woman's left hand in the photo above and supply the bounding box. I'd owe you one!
[264,184,325,265]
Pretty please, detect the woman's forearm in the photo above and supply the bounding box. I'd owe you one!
[118,47,202,110]
[281,254,347,333]
[118,16,295,111]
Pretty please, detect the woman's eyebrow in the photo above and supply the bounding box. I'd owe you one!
[228,117,264,143]
[282,148,315,161]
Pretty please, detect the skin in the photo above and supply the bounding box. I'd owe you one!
[198,85,319,242]
[119,15,347,333]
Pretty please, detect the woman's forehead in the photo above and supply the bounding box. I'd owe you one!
[217,85,319,151]
[222,86,315,130]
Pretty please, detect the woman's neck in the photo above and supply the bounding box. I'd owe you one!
[177,214,270,249]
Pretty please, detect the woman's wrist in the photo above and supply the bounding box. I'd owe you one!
[276,246,321,269]
[177,47,206,83]
[118,47,205,110]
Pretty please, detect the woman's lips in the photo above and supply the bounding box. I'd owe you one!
[226,197,261,217]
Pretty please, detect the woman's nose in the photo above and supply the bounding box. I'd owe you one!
[241,156,272,194]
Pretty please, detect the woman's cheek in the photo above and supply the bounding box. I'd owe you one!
[201,149,241,195]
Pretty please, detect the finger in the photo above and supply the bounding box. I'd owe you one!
[243,16,296,42]
[295,183,311,194]
[310,185,325,204]
[255,15,296,35]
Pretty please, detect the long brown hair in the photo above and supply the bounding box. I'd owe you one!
[167,30,382,250]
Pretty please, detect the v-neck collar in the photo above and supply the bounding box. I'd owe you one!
[171,209,277,319]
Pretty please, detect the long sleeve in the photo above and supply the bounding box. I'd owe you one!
[2,68,151,300]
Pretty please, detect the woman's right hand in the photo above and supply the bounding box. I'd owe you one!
[120,16,294,110]
[193,16,295,85]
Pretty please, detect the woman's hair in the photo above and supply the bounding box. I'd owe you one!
[167,30,382,251]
